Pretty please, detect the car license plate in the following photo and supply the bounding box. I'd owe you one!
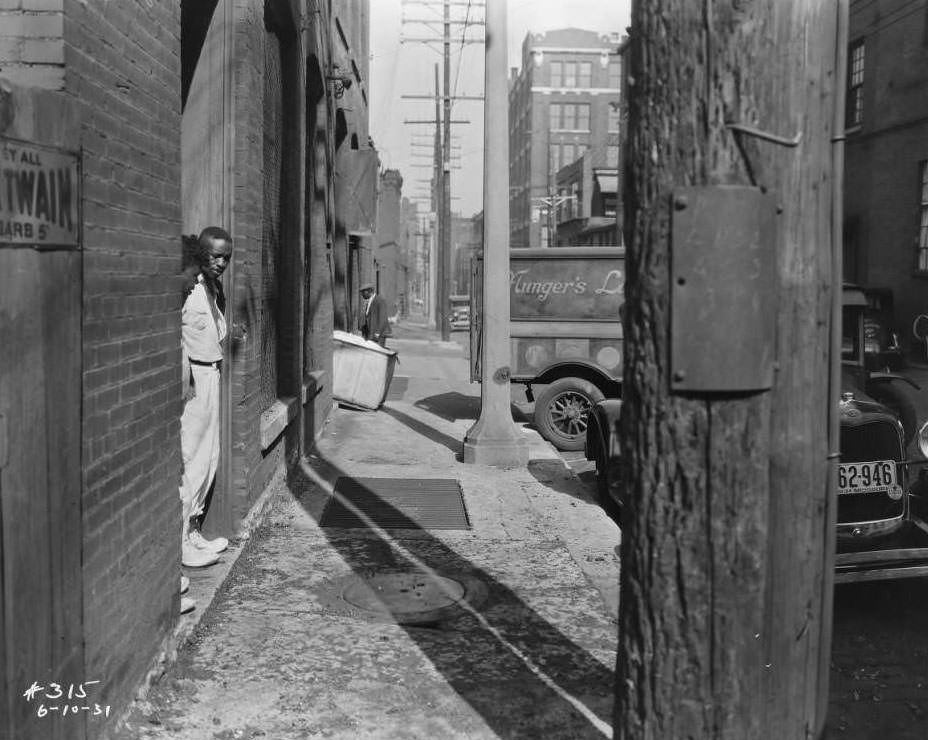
[837,460,897,495]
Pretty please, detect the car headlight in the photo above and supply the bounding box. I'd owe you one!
[918,421,928,459]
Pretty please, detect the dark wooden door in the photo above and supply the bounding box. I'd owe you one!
[0,248,84,740]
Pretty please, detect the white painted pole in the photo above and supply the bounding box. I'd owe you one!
[462,0,529,466]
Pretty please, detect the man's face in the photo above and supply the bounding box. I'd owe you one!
[361,288,373,300]
[205,238,233,279]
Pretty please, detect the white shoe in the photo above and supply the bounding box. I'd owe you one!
[180,575,190,594]
[188,530,229,553]
[182,543,219,568]
[180,596,196,614]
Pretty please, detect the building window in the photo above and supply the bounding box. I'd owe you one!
[564,61,577,87]
[578,61,592,88]
[607,145,620,168]
[577,104,590,131]
[549,103,561,130]
[608,104,621,132]
[550,61,562,87]
[919,161,928,271]
[608,60,622,89]
[562,103,577,129]
[846,39,865,128]
[563,143,576,167]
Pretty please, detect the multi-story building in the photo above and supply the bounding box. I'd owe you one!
[844,0,928,350]
[508,28,623,248]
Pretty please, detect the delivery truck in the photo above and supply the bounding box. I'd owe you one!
[471,246,624,450]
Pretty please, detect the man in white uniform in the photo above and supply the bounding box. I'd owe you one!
[179,228,233,605]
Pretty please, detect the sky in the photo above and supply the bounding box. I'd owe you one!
[369,0,631,217]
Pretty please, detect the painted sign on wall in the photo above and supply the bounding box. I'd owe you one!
[509,253,624,321]
[0,136,80,248]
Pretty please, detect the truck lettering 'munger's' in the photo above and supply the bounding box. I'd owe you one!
[474,247,625,451]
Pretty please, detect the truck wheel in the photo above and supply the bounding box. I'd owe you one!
[534,378,605,451]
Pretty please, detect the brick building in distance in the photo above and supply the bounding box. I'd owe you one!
[0,1,373,738]
[507,28,623,248]
[843,0,928,349]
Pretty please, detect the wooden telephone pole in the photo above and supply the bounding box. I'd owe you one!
[615,2,844,738]
[401,0,484,339]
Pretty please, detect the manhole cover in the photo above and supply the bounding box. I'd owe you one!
[343,573,466,613]
[320,570,487,625]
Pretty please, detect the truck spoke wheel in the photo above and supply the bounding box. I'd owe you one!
[534,378,606,451]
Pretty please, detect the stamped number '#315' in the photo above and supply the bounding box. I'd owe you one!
[22,680,111,718]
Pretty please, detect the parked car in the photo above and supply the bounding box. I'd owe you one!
[586,284,928,582]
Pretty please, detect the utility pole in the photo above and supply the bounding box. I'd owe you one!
[462,0,528,467]
[615,2,844,739]
[401,0,484,339]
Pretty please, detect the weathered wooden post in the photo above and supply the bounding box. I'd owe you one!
[615,1,842,737]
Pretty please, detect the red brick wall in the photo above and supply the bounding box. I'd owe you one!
[62,0,182,730]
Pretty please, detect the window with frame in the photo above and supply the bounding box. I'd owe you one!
[563,143,576,166]
[577,104,590,130]
[608,60,622,89]
[846,39,865,128]
[607,144,620,168]
[550,61,563,87]
[578,61,592,88]
[549,144,560,173]
[919,161,928,271]
[564,61,577,87]
[563,103,577,129]
[608,104,621,131]
[549,103,561,130]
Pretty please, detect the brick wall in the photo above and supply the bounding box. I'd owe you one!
[0,0,65,89]
[61,0,182,730]
[228,0,308,524]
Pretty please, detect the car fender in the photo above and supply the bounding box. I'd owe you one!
[868,372,920,391]
[586,399,623,462]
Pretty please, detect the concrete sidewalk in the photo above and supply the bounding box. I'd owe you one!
[120,326,621,739]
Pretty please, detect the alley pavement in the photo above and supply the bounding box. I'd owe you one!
[119,320,928,740]
[121,318,621,740]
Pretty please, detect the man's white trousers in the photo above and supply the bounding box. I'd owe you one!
[179,364,221,531]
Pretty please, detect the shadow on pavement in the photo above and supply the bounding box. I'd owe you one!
[380,405,463,459]
[415,391,530,424]
[527,460,598,507]
[286,456,615,739]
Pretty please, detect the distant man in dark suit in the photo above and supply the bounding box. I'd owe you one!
[358,282,391,347]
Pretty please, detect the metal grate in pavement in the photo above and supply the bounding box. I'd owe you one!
[319,477,470,530]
